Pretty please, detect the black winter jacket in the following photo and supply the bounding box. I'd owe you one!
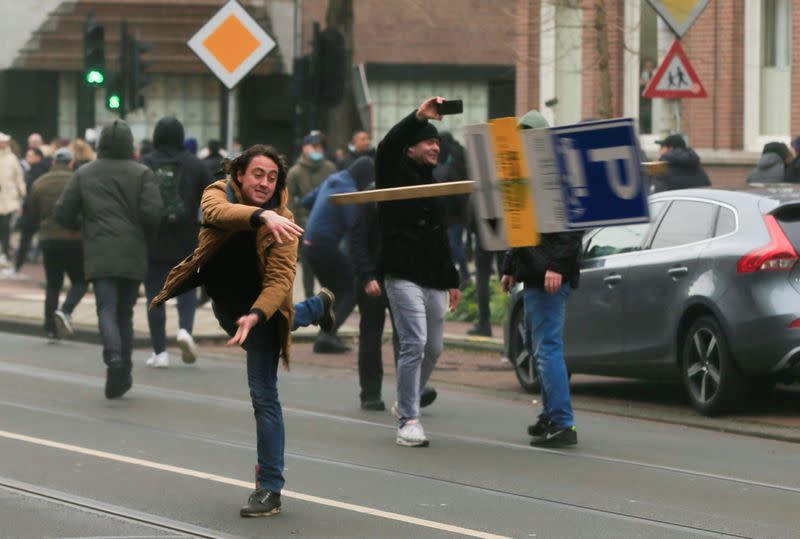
[502,232,585,290]
[375,112,459,290]
[141,118,213,264]
[350,194,380,288]
[651,148,711,192]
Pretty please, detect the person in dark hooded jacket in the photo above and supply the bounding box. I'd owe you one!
[651,134,711,192]
[56,120,163,399]
[302,156,375,353]
[140,117,213,368]
[747,142,792,184]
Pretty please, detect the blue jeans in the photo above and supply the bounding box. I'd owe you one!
[93,278,140,368]
[523,284,574,429]
[293,295,322,330]
[145,260,198,354]
[243,319,285,492]
[448,224,469,280]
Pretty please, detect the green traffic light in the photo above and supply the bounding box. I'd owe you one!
[86,70,105,85]
[108,95,121,110]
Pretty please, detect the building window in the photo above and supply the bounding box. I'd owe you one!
[759,0,791,135]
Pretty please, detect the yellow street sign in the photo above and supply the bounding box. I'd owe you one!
[488,117,540,247]
[646,0,710,38]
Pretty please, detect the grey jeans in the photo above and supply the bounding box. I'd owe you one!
[384,277,447,421]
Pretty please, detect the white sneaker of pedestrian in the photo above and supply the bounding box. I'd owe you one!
[176,328,197,364]
[390,402,401,419]
[396,420,429,447]
[0,254,9,269]
[53,309,74,339]
[146,351,169,368]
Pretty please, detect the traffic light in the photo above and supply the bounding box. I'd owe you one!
[127,37,152,111]
[83,12,105,87]
[105,72,124,113]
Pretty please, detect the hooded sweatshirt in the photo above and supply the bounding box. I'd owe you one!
[303,156,375,245]
[141,117,213,263]
[652,147,711,192]
[747,152,787,183]
[286,154,336,228]
[55,120,162,281]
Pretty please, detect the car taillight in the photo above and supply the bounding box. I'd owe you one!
[737,215,799,273]
[790,319,800,329]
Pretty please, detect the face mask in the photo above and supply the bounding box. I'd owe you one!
[309,151,324,162]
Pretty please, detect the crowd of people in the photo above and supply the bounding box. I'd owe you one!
[8,99,800,518]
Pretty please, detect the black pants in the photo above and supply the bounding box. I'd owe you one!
[41,240,88,333]
[357,281,400,402]
[305,242,356,336]
[475,246,504,329]
[0,213,12,258]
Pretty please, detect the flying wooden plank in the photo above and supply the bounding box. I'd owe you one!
[329,161,668,206]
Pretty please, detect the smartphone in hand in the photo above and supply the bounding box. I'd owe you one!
[436,99,463,115]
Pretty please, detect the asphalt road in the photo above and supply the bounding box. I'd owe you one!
[1,331,798,538]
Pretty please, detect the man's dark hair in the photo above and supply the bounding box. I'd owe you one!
[207,139,222,156]
[225,144,288,195]
[28,147,44,159]
[352,129,369,139]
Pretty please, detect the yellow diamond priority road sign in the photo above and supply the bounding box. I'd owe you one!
[188,0,276,89]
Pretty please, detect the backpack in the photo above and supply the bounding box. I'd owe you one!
[154,161,186,224]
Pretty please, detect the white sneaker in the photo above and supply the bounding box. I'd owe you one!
[176,329,197,364]
[390,402,401,419]
[396,420,429,447]
[0,254,9,268]
[146,351,169,368]
[53,309,74,339]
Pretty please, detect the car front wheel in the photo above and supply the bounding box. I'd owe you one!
[681,316,748,416]
[509,305,541,393]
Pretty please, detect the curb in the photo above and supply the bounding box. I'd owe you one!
[0,315,504,354]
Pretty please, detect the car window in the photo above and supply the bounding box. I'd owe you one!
[651,200,717,249]
[714,207,736,236]
[584,224,649,259]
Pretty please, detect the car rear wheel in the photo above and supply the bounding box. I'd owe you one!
[509,305,541,393]
[681,316,749,416]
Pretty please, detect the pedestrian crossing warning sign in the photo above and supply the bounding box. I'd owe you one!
[642,39,707,99]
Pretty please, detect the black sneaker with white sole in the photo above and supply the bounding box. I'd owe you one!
[317,288,336,333]
[54,309,74,339]
[530,425,577,447]
[240,488,281,517]
[420,386,437,408]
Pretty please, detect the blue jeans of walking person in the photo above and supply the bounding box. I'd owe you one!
[145,260,198,354]
[384,277,447,421]
[93,278,140,368]
[523,284,575,429]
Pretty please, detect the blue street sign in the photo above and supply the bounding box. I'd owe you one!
[549,118,649,229]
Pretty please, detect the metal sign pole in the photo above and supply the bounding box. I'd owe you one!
[226,89,234,156]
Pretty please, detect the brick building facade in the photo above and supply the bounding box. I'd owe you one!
[516,0,796,187]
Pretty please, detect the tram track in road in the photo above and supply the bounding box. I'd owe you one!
[0,476,241,539]
[0,399,774,538]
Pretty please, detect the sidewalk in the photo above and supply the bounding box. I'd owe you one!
[0,263,504,353]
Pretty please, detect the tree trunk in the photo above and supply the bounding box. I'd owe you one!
[594,0,612,118]
[325,0,355,153]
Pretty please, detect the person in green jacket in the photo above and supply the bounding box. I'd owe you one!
[286,133,336,299]
[25,147,88,342]
[56,120,163,399]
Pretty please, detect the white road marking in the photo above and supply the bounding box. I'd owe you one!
[0,429,510,539]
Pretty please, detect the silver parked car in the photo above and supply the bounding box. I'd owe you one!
[504,187,800,415]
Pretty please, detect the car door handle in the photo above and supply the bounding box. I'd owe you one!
[667,266,689,278]
[603,274,622,286]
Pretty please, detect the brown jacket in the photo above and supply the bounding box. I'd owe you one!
[151,179,297,365]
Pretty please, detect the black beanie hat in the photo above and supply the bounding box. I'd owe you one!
[347,156,376,191]
[407,122,440,147]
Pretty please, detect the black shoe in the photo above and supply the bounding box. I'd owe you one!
[420,386,437,408]
[527,415,553,438]
[467,324,492,337]
[313,333,350,354]
[46,331,60,344]
[240,488,281,517]
[360,399,386,411]
[530,425,577,447]
[105,366,132,399]
[316,288,336,333]
[54,309,74,339]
